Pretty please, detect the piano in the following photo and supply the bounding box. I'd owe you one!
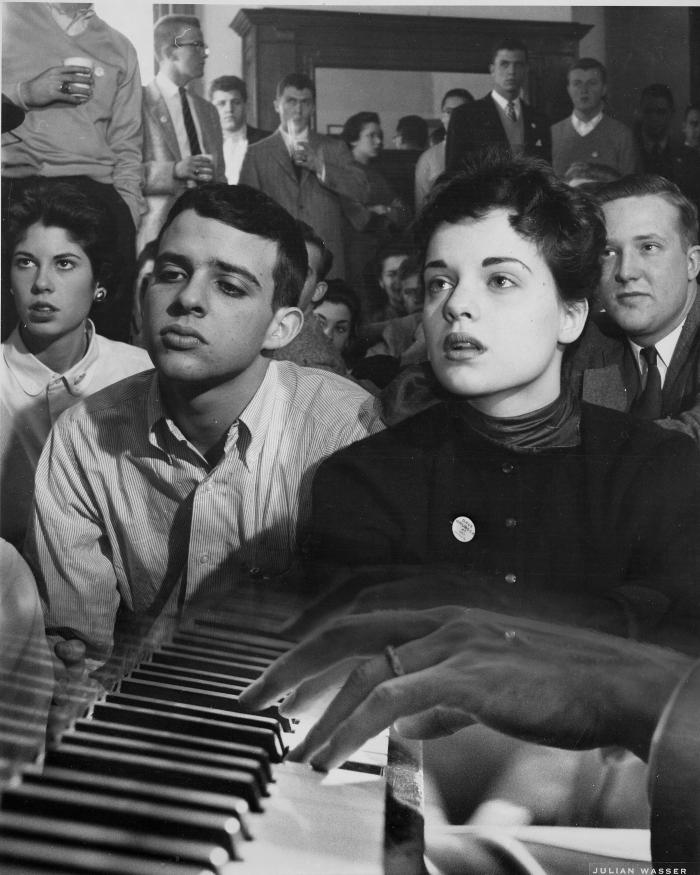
[0,584,428,875]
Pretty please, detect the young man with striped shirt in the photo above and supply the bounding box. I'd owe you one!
[26,183,382,674]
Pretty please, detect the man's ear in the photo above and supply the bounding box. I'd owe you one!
[686,244,700,282]
[262,306,304,351]
[558,298,589,346]
[311,280,327,305]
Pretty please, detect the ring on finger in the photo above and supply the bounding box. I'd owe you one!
[60,80,71,94]
[384,644,405,677]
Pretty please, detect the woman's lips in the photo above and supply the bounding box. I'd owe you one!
[443,332,485,360]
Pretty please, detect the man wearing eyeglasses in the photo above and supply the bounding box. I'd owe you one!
[139,14,226,250]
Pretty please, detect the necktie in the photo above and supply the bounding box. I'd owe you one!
[506,101,517,123]
[179,86,201,156]
[633,346,663,419]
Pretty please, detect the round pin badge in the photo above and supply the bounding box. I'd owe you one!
[452,516,476,543]
[94,66,105,78]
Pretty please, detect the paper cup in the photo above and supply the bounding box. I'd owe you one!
[64,56,94,70]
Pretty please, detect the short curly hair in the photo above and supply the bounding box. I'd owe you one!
[416,150,606,304]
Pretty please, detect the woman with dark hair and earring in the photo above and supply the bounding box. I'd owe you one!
[339,111,410,319]
[0,179,151,546]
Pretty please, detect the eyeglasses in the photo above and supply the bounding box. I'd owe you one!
[174,38,209,54]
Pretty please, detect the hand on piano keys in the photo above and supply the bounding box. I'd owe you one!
[1,592,425,875]
[240,606,691,772]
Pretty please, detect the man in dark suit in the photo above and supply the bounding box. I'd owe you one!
[570,174,700,444]
[139,14,226,250]
[239,73,368,279]
[446,37,551,171]
[209,75,269,185]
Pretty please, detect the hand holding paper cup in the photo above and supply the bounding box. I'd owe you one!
[62,56,94,100]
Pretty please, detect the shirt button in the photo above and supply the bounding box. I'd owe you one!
[505,573,517,584]
[501,462,515,474]
[199,553,210,564]
[505,517,517,529]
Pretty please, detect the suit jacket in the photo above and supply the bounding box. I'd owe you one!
[239,130,369,279]
[568,298,700,445]
[246,124,270,145]
[446,94,552,171]
[139,80,226,249]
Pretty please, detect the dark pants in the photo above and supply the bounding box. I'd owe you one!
[2,175,136,343]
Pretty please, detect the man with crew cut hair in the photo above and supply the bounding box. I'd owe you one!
[551,58,638,178]
[446,37,551,170]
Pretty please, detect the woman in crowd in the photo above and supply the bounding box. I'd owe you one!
[241,152,700,831]
[340,111,410,319]
[0,180,151,547]
[312,278,362,372]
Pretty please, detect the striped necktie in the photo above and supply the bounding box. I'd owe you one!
[506,101,517,123]
[179,86,201,156]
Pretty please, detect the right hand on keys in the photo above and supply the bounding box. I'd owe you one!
[174,154,215,184]
[48,637,104,745]
[20,65,94,107]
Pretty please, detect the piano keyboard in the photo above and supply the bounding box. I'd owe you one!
[0,587,427,875]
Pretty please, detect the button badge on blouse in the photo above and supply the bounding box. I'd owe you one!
[452,516,476,543]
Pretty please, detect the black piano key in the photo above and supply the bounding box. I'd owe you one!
[22,767,253,840]
[137,659,250,689]
[60,727,268,797]
[2,782,242,856]
[128,667,248,694]
[0,838,212,875]
[164,637,287,660]
[173,630,292,654]
[92,698,286,761]
[0,810,230,874]
[44,743,263,810]
[124,668,291,731]
[73,717,273,781]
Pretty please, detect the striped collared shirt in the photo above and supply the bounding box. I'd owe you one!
[26,361,383,660]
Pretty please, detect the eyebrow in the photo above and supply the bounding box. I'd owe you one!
[13,248,82,259]
[155,252,262,289]
[424,257,532,273]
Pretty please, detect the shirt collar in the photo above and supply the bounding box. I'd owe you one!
[628,318,685,372]
[147,360,276,468]
[156,70,182,100]
[491,90,521,115]
[3,320,100,397]
[571,110,604,136]
[48,3,95,36]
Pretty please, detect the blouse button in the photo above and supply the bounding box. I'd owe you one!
[501,462,515,474]
[504,573,517,584]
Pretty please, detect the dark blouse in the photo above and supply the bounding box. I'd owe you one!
[307,401,700,653]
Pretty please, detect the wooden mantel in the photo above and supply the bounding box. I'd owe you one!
[232,7,592,129]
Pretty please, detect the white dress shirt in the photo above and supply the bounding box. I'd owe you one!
[571,111,604,137]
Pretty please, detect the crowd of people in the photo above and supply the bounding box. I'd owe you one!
[2,3,700,868]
